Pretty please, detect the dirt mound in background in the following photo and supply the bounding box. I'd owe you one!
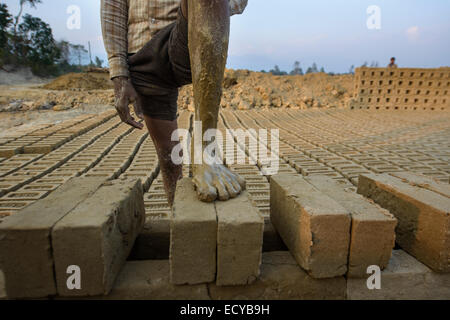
[42,72,113,91]
[3,68,354,111]
[179,70,355,111]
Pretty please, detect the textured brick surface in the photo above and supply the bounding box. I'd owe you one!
[270,174,351,278]
[0,177,105,298]
[52,179,145,297]
[170,178,217,285]
[357,173,450,272]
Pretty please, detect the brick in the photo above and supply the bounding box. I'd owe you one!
[4,190,50,200]
[215,191,264,286]
[209,252,346,300]
[170,178,217,285]
[306,176,397,277]
[357,173,450,272]
[390,172,450,198]
[52,178,145,297]
[78,260,210,300]
[347,250,450,300]
[0,177,106,299]
[270,174,351,278]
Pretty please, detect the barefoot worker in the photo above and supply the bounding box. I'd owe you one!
[101,0,247,204]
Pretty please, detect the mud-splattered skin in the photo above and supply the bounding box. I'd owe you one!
[185,0,246,202]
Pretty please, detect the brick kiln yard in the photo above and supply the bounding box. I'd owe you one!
[0,67,449,300]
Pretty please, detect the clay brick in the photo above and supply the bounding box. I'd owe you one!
[270,174,351,278]
[357,173,450,272]
[81,260,210,300]
[0,177,105,299]
[216,191,264,286]
[52,178,145,297]
[306,176,397,277]
[209,252,346,300]
[347,250,450,300]
[170,178,217,285]
[390,172,450,198]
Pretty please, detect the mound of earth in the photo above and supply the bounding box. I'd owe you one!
[179,69,354,111]
[42,72,113,91]
[2,68,355,113]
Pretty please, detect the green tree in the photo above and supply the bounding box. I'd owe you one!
[270,65,287,76]
[71,44,88,67]
[0,4,12,46]
[17,14,60,75]
[0,4,13,63]
[306,62,319,74]
[13,0,42,35]
[290,61,303,75]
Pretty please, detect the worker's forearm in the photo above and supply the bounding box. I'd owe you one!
[188,0,230,135]
[101,0,129,79]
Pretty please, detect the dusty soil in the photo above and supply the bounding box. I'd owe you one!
[180,70,354,111]
[0,69,354,132]
[42,72,114,91]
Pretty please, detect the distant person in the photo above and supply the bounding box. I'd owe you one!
[388,57,398,68]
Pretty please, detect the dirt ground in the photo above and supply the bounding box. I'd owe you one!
[0,69,354,132]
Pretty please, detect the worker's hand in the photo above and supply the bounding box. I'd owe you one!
[113,76,144,129]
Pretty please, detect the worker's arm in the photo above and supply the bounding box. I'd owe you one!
[101,0,143,129]
[101,0,129,79]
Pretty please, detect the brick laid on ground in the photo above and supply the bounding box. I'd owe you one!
[216,191,264,286]
[81,260,210,300]
[347,250,450,300]
[357,173,450,273]
[52,178,145,297]
[389,172,450,199]
[209,251,346,300]
[270,174,351,278]
[81,252,345,300]
[306,176,397,278]
[170,178,217,285]
[0,177,105,299]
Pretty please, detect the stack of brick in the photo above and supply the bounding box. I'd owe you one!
[350,67,450,111]
[0,177,145,299]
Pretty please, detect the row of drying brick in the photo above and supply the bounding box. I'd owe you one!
[250,109,449,184]
[0,111,116,158]
[0,117,124,219]
[0,123,52,146]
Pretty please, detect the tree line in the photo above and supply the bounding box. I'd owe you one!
[0,1,103,76]
[264,60,381,76]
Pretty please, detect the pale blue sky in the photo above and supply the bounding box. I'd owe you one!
[3,0,450,73]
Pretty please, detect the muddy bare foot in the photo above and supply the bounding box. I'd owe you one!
[192,163,246,202]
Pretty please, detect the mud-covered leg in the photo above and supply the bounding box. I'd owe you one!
[144,116,183,206]
[186,0,246,202]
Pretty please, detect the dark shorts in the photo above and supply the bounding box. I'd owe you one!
[128,7,192,121]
